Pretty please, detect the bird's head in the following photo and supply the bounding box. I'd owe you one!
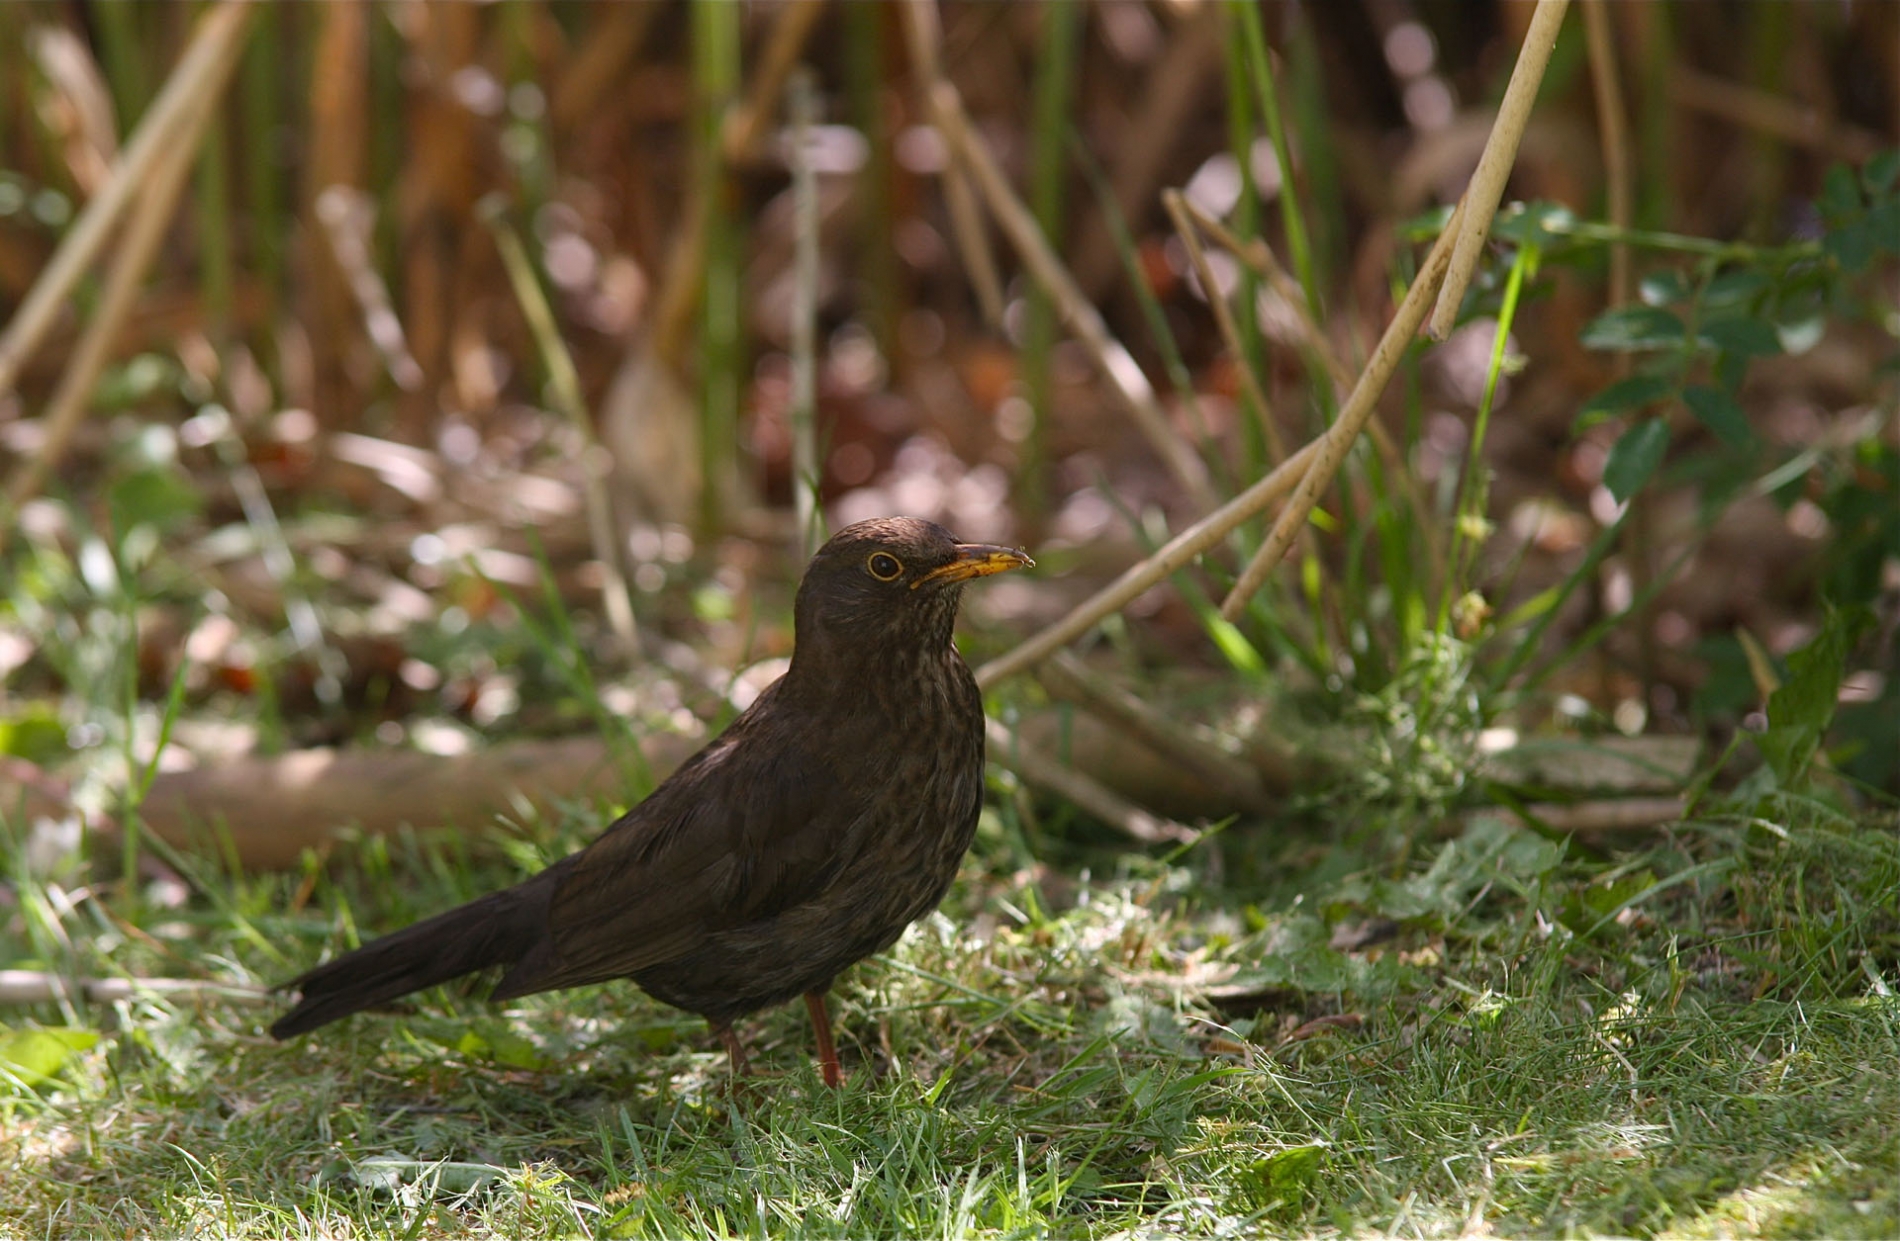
[790,517,1033,669]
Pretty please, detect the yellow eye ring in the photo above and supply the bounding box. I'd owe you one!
[866,552,904,581]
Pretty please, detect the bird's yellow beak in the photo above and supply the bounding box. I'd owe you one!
[911,543,1035,589]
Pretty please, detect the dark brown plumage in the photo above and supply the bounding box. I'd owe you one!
[270,517,1032,1087]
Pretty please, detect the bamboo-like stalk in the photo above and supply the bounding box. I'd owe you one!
[0,0,256,401]
[1218,204,1463,621]
[1427,0,1572,340]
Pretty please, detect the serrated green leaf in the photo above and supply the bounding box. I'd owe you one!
[1682,385,1754,450]
[1603,418,1671,502]
[1581,306,1686,352]
[1758,606,1874,785]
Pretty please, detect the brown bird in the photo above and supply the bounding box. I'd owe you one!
[271,517,1032,1087]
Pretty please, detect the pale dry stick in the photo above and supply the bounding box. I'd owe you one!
[721,0,829,163]
[2,30,249,522]
[1161,190,1287,465]
[975,437,1320,690]
[1039,651,1271,814]
[1427,0,1572,341]
[897,0,1005,327]
[0,0,256,400]
[314,187,423,391]
[932,82,1215,510]
[788,67,822,562]
[985,718,1197,846]
[0,970,271,1008]
[1219,204,1463,621]
[481,198,639,659]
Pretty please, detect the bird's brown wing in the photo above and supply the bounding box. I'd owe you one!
[492,682,853,997]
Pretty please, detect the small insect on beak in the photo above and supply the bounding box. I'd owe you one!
[911,544,1035,589]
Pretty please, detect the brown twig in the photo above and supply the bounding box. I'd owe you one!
[0,0,256,401]
[931,81,1216,510]
[1218,205,1462,621]
[1427,0,1573,340]
[1668,66,1885,162]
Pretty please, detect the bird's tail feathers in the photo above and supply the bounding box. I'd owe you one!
[270,886,543,1038]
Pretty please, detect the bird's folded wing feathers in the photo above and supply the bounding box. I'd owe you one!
[504,689,853,991]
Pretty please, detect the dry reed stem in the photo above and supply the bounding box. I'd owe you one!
[315,187,424,391]
[1218,204,1463,621]
[3,11,254,524]
[975,437,1320,689]
[788,66,822,561]
[898,0,1005,327]
[931,81,1216,510]
[985,718,1197,846]
[0,0,256,401]
[1427,0,1572,341]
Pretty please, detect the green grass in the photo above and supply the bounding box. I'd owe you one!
[3,787,1895,1238]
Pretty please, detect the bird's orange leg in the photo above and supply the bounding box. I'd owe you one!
[714,1022,752,1079]
[804,990,845,1088]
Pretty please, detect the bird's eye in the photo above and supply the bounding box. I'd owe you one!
[866,552,904,581]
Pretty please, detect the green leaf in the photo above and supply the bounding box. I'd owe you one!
[109,467,203,537]
[1703,269,1770,310]
[0,704,69,764]
[1699,315,1782,358]
[1578,375,1673,426]
[1581,306,1686,352]
[1682,385,1754,450]
[0,1026,99,1091]
[1758,606,1874,785]
[1775,316,1825,356]
[1819,164,1862,220]
[1603,418,1671,502]
[1243,1144,1329,1213]
[1864,149,1900,194]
